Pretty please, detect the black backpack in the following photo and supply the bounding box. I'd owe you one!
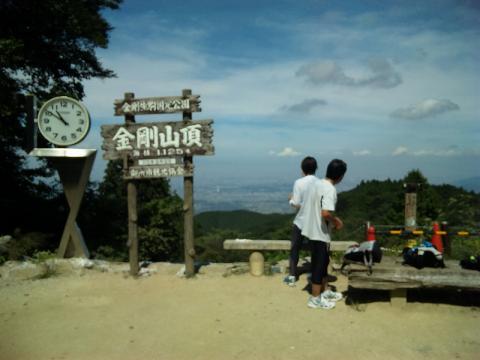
[402,245,445,269]
[460,255,480,271]
[342,240,382,274]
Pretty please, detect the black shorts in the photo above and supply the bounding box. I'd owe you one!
[309,240,329,285]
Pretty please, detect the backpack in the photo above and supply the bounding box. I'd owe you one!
[342,240,382,274]
[460,255,480,271]
[402,241,445,269]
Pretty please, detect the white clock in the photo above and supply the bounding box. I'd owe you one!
[37,96,91,146]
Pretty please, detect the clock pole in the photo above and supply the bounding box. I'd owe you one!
[29,96,94,259]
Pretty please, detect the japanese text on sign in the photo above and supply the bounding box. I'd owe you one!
[125,165,192,179]
[113,124,202,151]
[121,99,189,114]
[101,119,214,160]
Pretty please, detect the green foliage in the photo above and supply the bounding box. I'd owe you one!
[0,0,121,99]
[94,245,128,262]
[138,195,184,262]
[31,250,58,279]
[334,170,480,245]
[79,159,184,262]
[264,251,290,263]
[451,237,480,260]
[5,231,55,260]
[195,170,480,260]
[32,250,56,263]
[196,210,294,239]
[194,210,294,263]
[195,229,249,263]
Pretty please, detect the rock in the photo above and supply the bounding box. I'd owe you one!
[0,235,12,254]
[70,258,94,269]
[176,265,186,277]
[1,261,44,280]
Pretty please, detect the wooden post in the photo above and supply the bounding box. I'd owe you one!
[404,183,418,231]
[125,92,139,276]
[182,89,195,277]
[441,221,451,256]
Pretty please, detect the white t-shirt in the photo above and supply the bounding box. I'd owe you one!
[301,178,337,243]
[289,175,318,229]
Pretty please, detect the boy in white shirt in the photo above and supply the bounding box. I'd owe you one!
[284,156,318,286]
[301,159,347,309]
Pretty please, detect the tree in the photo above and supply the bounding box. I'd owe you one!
[0,0,122,234]
[82,160,184,262]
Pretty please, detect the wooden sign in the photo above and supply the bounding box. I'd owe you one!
[101,119,214,160]
[114,95,201,116]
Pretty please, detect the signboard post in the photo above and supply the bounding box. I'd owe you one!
[182,89,195,277]
[124,93,139,276]
[102,89,213,276]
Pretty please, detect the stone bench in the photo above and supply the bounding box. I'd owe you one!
[346,257,480,306]
[223,239,358,276]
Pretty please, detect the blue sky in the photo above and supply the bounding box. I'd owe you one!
[80,0,480,188]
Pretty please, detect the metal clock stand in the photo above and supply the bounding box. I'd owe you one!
[30,148,96,258]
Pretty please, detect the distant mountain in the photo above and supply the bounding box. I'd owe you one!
[195,210,293,236]
[195,175,480,243]
[453,177,480,193]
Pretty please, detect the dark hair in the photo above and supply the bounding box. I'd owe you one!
[301,156,317,175]
[326,159,347,181]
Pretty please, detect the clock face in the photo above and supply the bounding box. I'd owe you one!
[37,96,91,146]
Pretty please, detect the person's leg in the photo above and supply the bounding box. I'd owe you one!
[320,247,343,301]
[310,240,324,297]
[289,224,302,277]
[321,248,330,292]
[308,240,334,309]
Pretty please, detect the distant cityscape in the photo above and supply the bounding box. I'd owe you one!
[169,176,480,215]
[171,177,360,214]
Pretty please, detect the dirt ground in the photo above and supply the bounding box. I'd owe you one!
[1,262,479,360]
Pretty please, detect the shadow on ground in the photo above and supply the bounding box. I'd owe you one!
[346,286,480,308]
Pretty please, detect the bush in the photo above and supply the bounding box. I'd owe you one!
[450,237,480,260]
[93,245,128,262]
[6,231,55,260]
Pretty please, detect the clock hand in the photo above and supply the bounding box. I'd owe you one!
[55,111,70,126]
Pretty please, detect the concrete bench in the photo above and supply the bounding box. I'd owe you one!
[223,239,358,276]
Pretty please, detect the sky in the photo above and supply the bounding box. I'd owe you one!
[79,0,480,189]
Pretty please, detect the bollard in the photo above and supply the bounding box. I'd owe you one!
[431,222,444,253]
[249,252,264,276]
[367,225,376,241]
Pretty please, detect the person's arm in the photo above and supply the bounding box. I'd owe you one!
[321,210,343,230]
[320,186,343,230]
[289,181,301,209]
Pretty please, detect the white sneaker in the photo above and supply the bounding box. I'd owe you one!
[283,275,296,287]
[322,289,343,302]
[307,296,335,309]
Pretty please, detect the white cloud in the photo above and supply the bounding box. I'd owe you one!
[353,149,371,156]
[295,59,402,89]
[412,148,461,157]
[281,98,327,113]
[296,61,354,86]
[270,147,302,157]
[391,145,470,157]
[392,146,408,156]
[390,99,460,120]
